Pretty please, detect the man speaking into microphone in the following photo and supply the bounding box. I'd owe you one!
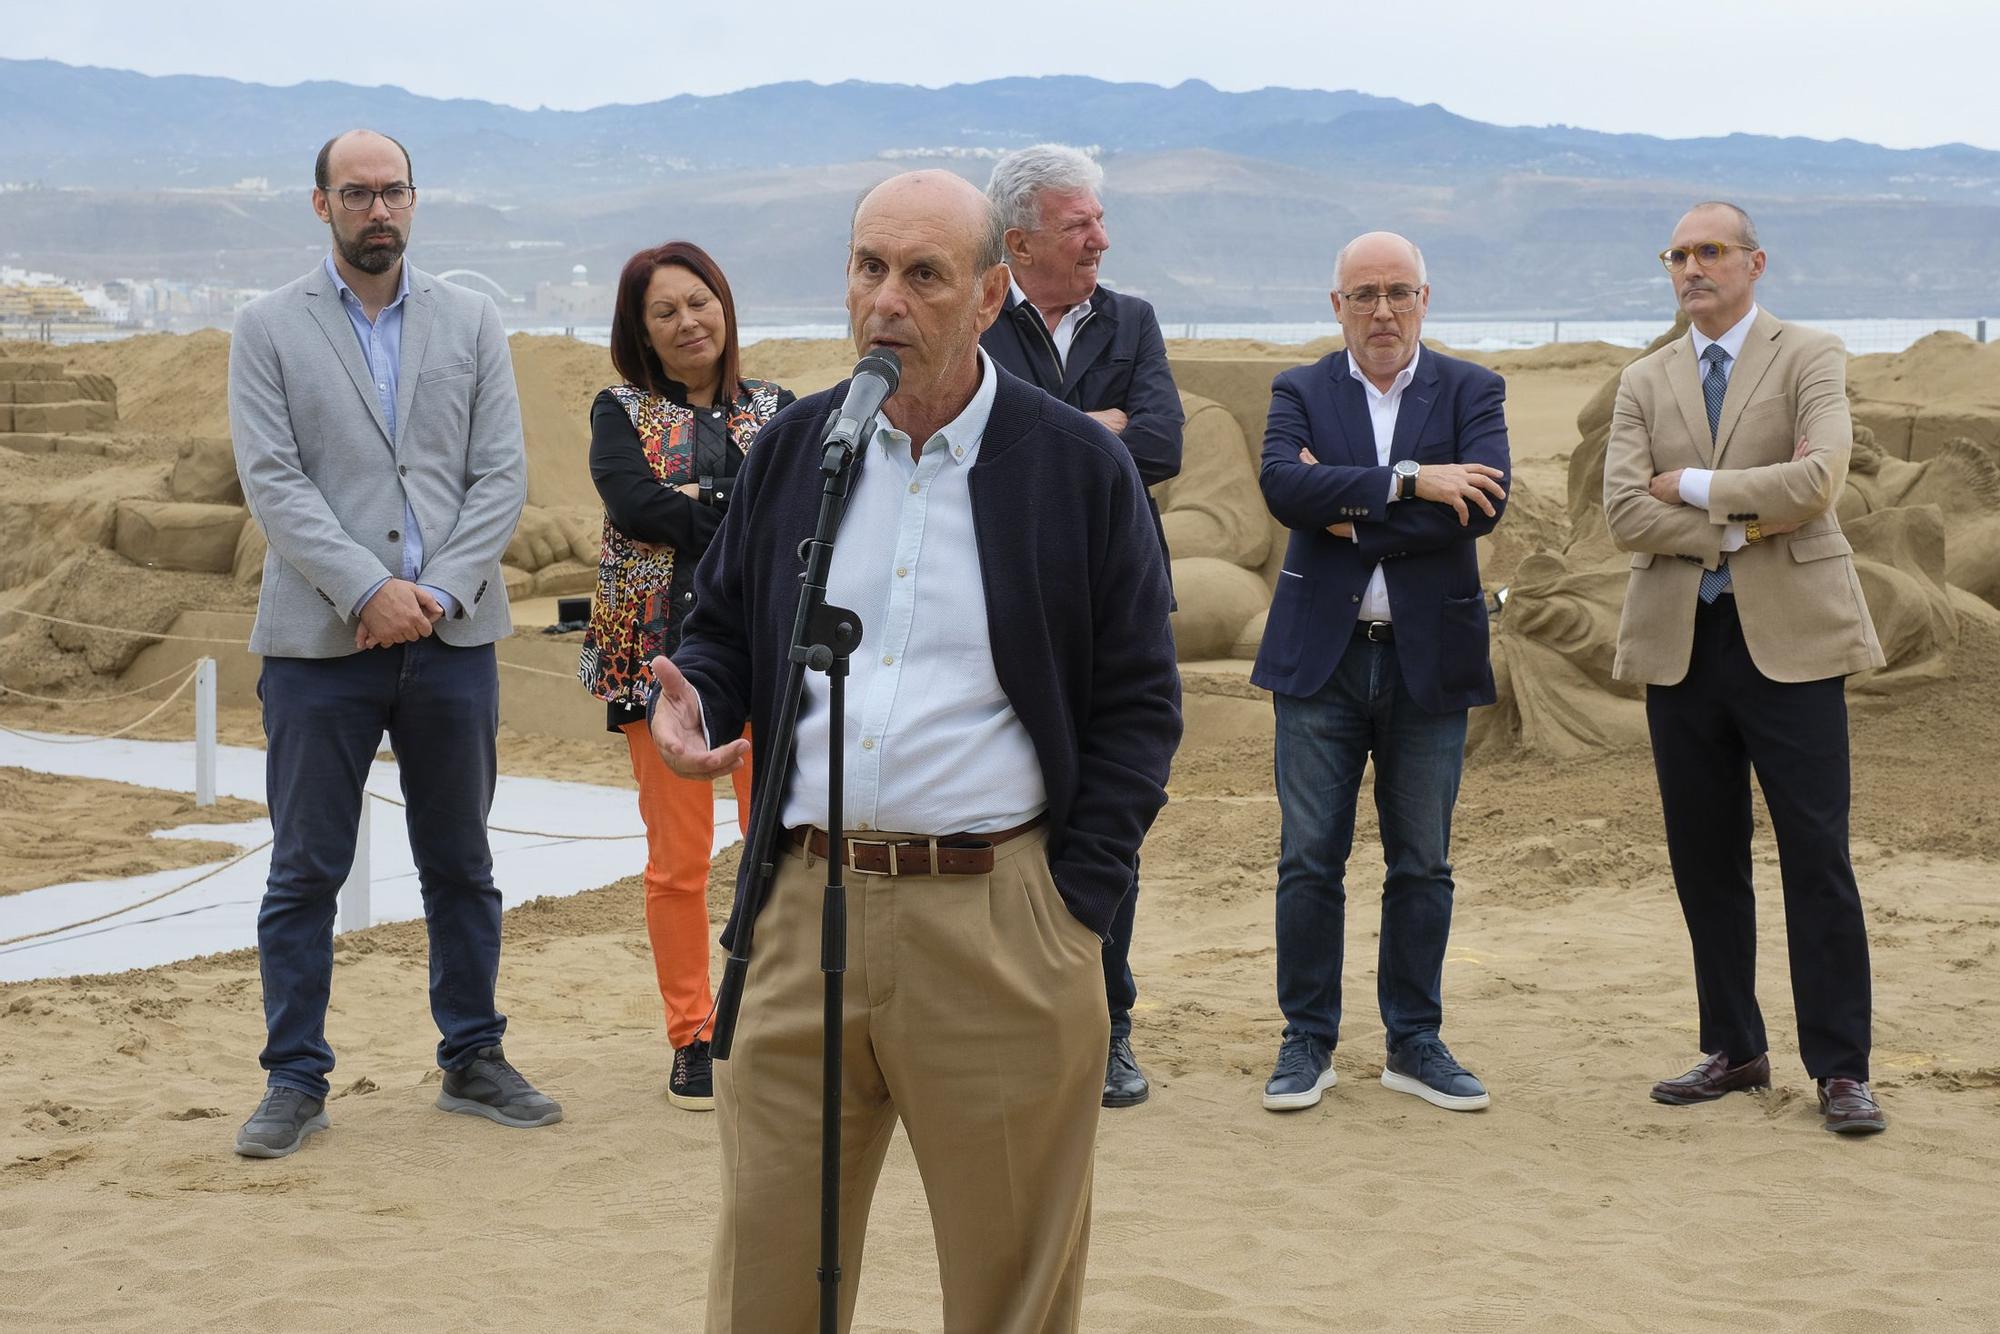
[648,170,1181,1332]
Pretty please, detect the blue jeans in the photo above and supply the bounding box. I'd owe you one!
[1273,636,1467,1052]
[256,638,505,1099]
[1103,861,1139,1040]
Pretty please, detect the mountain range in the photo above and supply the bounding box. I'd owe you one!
[2,57,1997,320]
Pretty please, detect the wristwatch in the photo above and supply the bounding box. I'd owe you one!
[1393,459,1421,501]
[1744,520,1764,544]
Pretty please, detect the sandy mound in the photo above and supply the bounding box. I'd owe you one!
[1848,332,2000,461]
[0,769,264,897]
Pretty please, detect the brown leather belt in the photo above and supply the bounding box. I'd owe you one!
[784,815,1046,877]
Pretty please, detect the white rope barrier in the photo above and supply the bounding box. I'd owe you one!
[0,836,276,952]
[0,665,200,745]
[0,600,577,678]
[0,662,204,704]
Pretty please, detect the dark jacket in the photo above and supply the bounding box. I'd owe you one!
[667,365,1182,940]
[981,283,1184,592]
[1251,347,1510,713]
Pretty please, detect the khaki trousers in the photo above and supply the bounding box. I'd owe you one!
[708,827,1108,1333]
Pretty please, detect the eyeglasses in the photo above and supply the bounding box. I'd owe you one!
[333,185,417,212]
[1658,240,1754,271]
[1340,286,1424,314]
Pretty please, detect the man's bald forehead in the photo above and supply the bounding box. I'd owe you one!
[852,170,1004,270]
[316,128,414,189]
[1333,231,1427,288]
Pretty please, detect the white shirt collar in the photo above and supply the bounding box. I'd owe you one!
[1691,303,1759,363]
[1347,341,1421,400]
[872,348,999,468]
[1008,274,1091,328]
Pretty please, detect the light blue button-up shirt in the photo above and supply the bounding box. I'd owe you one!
[781,350,1047,835]
[324,254,459,619]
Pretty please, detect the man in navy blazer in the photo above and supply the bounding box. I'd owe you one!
[980,143,1183,1111]
[1251,231,1509,1117]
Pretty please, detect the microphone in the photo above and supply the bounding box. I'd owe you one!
[820,348,902,456]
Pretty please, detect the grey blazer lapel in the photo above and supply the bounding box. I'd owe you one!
[393,271,436,449]
[1665,338,1714,466]
[305,280,394,449]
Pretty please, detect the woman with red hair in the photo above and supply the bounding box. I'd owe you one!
[579,241,792,1110]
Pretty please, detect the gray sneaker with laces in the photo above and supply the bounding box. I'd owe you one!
[234,1086,329,1158]
[1382,1034,1490,1111]
[436,1046,564,1128]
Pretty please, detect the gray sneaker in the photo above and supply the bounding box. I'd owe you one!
[1382,1034,1490,1111]
[436,1046,563,1128]
[233,1086,329,1158]
[1262,1033,1337,1111]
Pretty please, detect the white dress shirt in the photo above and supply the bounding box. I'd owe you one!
[1675,303,1760,551]
[782,350,1048,834]
[1348,344,1420,622]
[1009,276,1093,370]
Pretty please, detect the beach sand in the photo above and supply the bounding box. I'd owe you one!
[3,335,1998,1331]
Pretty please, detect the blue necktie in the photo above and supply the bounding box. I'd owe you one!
[1697,343,1733,603]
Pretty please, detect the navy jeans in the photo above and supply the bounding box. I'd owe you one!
[257,638,505,1099]
[1273,635,1467,1052]
[1103,861,1139,1040]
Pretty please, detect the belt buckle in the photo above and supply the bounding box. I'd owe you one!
[1362,620,1389,642]
[844,836,897,877]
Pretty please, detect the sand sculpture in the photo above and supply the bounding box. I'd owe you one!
[1471,322,2000,756]
[5,328,1996,753]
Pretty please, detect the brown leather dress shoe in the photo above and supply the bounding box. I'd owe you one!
[1818,1078,1887,1135]
[1649,1051,1772,1105]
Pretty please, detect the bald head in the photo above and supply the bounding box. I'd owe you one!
[315,129,413,191]
[854,170,1005,274]
[845,169,1010,440]
[1330,229,1430,389]
[1333,231,1426,292]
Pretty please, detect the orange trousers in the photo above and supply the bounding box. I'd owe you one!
[620,720,752,1050]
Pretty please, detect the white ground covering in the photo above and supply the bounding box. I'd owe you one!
[0,732,737,982]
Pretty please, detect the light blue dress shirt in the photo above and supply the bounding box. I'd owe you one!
[781,350,1047,835]
[324,254,460,620]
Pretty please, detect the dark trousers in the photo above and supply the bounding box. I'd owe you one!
[1273,635,1467,1052]
[1646,595,1873,1081]
[1103,863,1138,1040]
[256,638,505,1099]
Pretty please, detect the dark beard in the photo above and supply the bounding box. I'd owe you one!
[335,223,406,275]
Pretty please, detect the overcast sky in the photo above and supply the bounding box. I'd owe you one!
[10,0,1997,151]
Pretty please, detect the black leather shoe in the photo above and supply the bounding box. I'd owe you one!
[1818,1078,1887,1135]
[1649,1051,1771,1105]
[1103,1036,1150,1108]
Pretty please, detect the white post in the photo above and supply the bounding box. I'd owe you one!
[340,797,372,933]
[193,657,217,807]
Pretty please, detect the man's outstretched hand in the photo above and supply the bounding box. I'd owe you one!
[647,654,748,779]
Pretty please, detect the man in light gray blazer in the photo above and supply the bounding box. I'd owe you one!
[228,128,556,1158]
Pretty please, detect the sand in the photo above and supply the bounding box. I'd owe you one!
[0,768,264,897]
[3,330,1998,1332]
[4,660,1999,1330]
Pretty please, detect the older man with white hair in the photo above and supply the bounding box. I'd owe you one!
[981,142,1183,1111]
[1252,231,1510,1118]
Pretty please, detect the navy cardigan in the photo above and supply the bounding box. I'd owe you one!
[665,364,1183,941]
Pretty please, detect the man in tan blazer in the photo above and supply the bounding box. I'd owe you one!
[1604,201,1887,1136]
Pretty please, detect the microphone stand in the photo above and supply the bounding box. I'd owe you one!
[710,402,873,1334]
